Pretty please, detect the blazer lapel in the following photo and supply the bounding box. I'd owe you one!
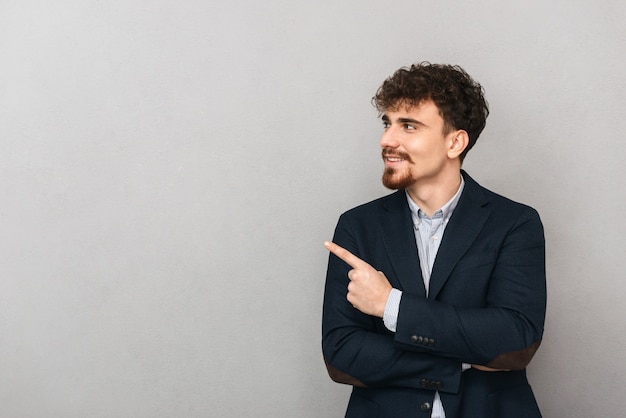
[428,173,491,300]
[380,191,427,297]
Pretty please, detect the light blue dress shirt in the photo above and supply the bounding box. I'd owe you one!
[383,177,465,418]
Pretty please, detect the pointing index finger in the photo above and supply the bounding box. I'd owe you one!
[324,241,370,270]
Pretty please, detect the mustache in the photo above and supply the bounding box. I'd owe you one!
[381,148,413,163]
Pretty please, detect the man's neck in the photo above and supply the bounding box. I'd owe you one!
[405,171,463,218]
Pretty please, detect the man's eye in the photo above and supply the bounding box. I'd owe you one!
[382,122,391,129]
[404,124,415,130]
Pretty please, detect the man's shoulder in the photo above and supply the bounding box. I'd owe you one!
[464,173,541,220]
[340,191,404,218]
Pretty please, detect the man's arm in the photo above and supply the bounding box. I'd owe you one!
[323,207,546,377]
[392,207,546,369]
[321,215,463,392]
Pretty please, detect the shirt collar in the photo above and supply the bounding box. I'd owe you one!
[405,176,465,223]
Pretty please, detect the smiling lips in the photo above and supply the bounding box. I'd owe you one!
[382,149,412,164]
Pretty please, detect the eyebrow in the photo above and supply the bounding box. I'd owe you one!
[382,114,428,127]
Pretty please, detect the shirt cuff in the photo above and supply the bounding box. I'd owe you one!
[383,288,402,332]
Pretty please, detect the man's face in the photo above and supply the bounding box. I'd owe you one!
[380,100,454,190]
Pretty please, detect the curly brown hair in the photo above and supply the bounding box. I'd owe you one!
[373,62,489,162]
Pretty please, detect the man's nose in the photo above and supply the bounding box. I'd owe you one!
[380,127,399,148]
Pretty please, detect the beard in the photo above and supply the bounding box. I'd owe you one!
[382,166,415,190]
[381,148,415,190]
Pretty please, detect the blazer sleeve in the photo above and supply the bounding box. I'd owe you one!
[322,213,463,392]
[394,205,546,370]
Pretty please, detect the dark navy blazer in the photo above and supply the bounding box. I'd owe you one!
[322,171,546,418]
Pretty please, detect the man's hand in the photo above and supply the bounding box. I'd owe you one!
[325,241,392,318]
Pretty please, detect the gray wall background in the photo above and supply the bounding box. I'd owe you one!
[1,0,625,417]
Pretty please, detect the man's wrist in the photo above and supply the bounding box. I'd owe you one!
[383,288,402,332]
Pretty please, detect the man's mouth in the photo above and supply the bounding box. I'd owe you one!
[382,149,411,163]
[385,156,404,162]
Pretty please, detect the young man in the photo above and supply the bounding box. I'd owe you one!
[322,62,546,417]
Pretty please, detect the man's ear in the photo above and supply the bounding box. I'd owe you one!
[448,130,469,159]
